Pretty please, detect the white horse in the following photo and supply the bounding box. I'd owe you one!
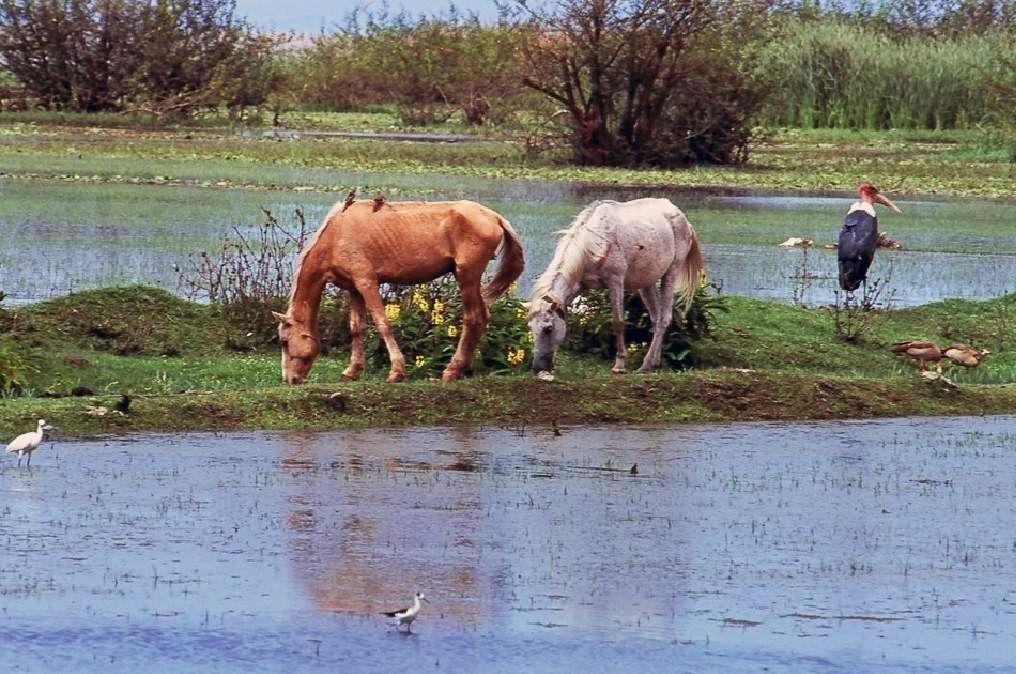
[528,198,704,374]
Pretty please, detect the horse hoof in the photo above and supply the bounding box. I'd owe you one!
[341,370,361,381]
[441,370,460,382]
[386,372,405,383]
[611,367,627,374]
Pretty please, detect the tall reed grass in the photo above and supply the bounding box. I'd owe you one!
[754,20,1014,130]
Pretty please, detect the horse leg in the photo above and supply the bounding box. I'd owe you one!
[355,279,406,383]
[342,290,367,381]
[640,268,678,372]
[637,284,663,373]
[608,280,628,374]
[443,270,489,382]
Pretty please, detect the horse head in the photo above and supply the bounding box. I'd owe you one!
[273,311,320,385]
[527,294,567,374]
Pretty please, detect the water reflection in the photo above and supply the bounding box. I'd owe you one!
[2,418,1016,671]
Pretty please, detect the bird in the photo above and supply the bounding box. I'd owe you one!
[838,182,901,292]
[6,419,53,467]
[942,343,990,368]
[892,340,943,372]
[381,592,430,632]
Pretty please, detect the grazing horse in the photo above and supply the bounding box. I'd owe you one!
[274,199,524,384]
[527,198,704,375]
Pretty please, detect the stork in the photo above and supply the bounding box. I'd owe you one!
[838,182,901,292]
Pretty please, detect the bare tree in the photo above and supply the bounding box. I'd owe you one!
[517,0,772,166]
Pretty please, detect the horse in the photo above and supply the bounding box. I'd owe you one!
[527,198,704,375]
[274,199,524,384]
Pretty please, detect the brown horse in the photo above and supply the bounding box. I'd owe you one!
[274,199,524,384]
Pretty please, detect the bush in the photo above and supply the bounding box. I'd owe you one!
[366,278,531,377]
[0,333,35,394]
[565,281,727,369]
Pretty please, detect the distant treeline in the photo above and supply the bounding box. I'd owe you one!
[1,0,1013,166]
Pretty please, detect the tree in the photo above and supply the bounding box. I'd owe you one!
[517,0,772,166]
[0,0,274,118]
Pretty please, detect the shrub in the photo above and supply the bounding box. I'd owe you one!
[366,278,531,377]
[565,281,727,369]
[0,333,35,394]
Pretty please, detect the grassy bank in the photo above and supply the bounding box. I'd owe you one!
[1,116,1012,198]
[1,287,1012,438]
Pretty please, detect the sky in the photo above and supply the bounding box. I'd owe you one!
[234,0,502,32]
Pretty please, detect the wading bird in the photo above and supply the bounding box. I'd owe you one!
[943,343,990,368]
[892,340,943,372]
[6,419,53,467]
[382,592,430,632]
[838,182,901,292]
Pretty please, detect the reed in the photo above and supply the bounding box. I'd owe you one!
[754,20,1013,130]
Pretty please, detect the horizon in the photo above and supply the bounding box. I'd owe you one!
[234,0,502,32]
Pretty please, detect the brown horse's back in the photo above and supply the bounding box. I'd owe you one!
[320,200,507,286]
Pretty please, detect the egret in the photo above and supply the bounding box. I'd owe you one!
[6,419,53,467]
[382,592,430,632]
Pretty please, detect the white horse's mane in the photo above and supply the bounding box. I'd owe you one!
[530,201,614,305]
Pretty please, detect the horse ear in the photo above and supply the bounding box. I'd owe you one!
[272,311,291,325]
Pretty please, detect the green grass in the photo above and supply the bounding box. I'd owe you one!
[1,286,1012,437]
[1,116,1012,198]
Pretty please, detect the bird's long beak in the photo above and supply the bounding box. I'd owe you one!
[421,597,431,604]
[874,194,901,213]
[43,425,54,431]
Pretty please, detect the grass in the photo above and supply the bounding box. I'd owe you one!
[1,286,1012,437]
[0,115,1013,198]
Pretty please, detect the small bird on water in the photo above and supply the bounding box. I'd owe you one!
[6,419,53,467]
[382,592,430,632]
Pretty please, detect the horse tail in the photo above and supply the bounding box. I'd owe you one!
[676,216,705,315]
[481,215,525,305]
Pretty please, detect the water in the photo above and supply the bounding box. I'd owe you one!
[2,416,1016,672]
[1,179,1013,306]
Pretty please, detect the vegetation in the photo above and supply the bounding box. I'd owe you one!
[754,20,1015,130]
[0,0,279,120]
[0,286,1012,437]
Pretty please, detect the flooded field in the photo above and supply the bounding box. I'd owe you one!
[2,416,1016,673]
[1,179,1013,306]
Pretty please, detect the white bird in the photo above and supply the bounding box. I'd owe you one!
[381,592,430,632]
[6,419,53,467]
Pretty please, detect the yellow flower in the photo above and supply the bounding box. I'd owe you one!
[508,280,519,293]
[384,303,401,321]
[412,288,429,311]
[431,299,445,325]
[415,355,426,368]
[506,346,526,366]
[627,342,645,354]
[526,332,534,343]
[516,307,527,320]
[446,324,459,337]
[699,270,708,289]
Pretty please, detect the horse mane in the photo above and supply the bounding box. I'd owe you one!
[289,201,345,305]
[530,201,613,306]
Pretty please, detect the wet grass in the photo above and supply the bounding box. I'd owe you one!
[1,286,1013,437]
[1,116,1012,198]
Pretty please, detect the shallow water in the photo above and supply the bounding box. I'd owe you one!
[0,179,1013,306]
[2,416,1016,673]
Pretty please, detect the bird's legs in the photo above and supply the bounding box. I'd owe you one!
[26,452,31,467]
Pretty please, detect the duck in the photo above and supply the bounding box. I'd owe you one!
[382,592,430,632]
[6,419,53,467]
[942,343,990,368]
[891,340,942,372]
